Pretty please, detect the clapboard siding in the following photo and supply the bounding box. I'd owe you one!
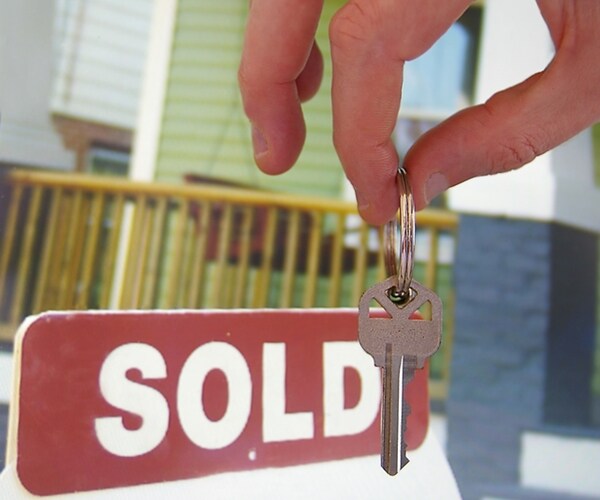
[155,0,345,198]
[51,0,153,130]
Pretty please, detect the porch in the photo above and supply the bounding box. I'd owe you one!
[0,169,457,398]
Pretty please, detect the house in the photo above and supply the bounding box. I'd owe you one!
[99,0,600,498]
[51,0,153,174]
[1,0,599,498]
[0,1,74,171]
[133,1,600,498]
[0,0,153,175]
[131,0,481,201]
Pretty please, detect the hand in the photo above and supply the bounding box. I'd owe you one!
[238,0,600,225]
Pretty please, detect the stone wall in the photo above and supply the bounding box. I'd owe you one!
[447,215,598,499]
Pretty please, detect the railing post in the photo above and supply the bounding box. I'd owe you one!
[252,207,277,308]
[11,186,43,324]
[281,210,300,308]
[141,197,168,309]
[100,194,125,309]
[186,200,211,309]
[328,213,345,307]
[0,184,23,311]
[32,187,62,312]
[210,203,233,308]
[232,206,254,309]
[303,211,323,308]
[76,192,105,309]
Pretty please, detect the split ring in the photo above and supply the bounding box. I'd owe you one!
[383,166,415,301]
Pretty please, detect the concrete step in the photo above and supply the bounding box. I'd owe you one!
[482,483,600,500]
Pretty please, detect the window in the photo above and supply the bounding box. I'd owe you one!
[86,145,130,177]
[394,7,482,209]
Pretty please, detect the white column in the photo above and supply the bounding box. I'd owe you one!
[129,0,177,182]
[109,0,178,308]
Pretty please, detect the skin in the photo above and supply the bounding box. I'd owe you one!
[238,0,600,225]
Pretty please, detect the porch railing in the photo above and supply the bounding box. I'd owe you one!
[0,169,458,398]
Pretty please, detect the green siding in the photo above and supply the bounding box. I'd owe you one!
[155,0,345,198]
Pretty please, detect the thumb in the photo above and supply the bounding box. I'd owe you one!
[406,62,600,210]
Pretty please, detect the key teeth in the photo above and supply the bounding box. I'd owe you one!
[400,397,411,471]
[378,359,418,476]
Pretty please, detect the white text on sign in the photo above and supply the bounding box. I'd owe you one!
[95,341,381,457]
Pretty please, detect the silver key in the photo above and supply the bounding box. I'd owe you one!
[358,276,442,475]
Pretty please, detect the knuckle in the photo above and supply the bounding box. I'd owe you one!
[479,101,547,174]
[237,83,252,116]
[490,134,544,174]
[331,128,344,156]
[237,64,255,92]
[331,130,363,174]
[237,65,252,98]
[329,1,378,52]
[237,65,262,116]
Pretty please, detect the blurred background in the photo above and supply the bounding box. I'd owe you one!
[0,0,599,498]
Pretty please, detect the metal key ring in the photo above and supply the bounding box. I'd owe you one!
[383,166,415,302]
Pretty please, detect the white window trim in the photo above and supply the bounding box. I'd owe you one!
[129,0,178,182]
[110,0,178,308]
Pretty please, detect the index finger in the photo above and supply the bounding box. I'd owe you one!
[329,0,471,225]
[239,0,324,174]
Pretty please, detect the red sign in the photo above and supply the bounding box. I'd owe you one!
[13,310,429,496]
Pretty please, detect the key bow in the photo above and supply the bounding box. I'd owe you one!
[358,276,442,369]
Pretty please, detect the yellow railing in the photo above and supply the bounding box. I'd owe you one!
[0,169,458,397]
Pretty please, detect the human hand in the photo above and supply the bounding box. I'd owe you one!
[238,0,600,225]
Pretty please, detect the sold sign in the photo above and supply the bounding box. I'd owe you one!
[8,310,429,496]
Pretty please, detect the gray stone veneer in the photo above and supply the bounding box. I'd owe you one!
[447,215,598,499]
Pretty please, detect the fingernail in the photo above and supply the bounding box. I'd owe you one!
[252,125,268,156]
[425,172,449,205]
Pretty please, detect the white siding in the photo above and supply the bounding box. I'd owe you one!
[0,0,74,169]
[51,0,153,130]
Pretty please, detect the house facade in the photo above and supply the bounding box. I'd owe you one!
[132,0,481,200]
[1,0,599,498]
[50,0,153,173]
[0,0,74,171]
[133,1,600,498]
[0,0,153,175]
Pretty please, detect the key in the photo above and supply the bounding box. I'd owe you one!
[358,276,442,475]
